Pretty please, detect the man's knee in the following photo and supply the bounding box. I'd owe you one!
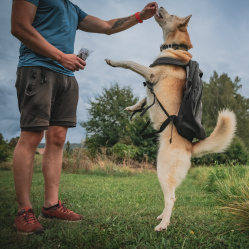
[46,126,68,148]
[18,131,44,149]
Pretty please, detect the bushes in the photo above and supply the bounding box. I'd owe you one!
[0,133,10,163]
[190,165,249,234]
[206,165,249,233]
[0,144,9,163]
[109,143,139,162]
[63,148,92,173]
[62,147,139,176]
[206,164,247,192]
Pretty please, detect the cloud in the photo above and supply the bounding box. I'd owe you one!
[0,0,248,142]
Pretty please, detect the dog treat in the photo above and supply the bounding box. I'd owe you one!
[77,46,93,61]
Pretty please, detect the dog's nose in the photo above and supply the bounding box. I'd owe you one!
[160,7,164,9]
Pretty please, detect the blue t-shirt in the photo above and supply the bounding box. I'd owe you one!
[18,0,88,76]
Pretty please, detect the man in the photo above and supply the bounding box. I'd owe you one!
[11,0,158,235]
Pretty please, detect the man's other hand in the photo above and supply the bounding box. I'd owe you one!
[59,54,86,72]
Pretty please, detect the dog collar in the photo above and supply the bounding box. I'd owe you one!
[160,43,188,52]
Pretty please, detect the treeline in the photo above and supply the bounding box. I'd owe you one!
[1,71,248,166]
[0,134,19,163]
[82,71,249,165]
[202,72,249,148]
[192,72,249,165]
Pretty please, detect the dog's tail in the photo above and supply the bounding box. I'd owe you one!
[192,109,236,158]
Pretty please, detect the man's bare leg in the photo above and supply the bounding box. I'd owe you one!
[42,126,68,208]
[13,131,44,211]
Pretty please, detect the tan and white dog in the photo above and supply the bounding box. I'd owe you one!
[105,7,236,231]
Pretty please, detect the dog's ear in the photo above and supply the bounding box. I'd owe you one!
[178,15,192,31]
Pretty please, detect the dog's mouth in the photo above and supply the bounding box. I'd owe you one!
[155,11,163,20]
[156,8,164,20]
[158,12,163,19]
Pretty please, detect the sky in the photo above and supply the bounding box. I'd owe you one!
[0,0,248,143]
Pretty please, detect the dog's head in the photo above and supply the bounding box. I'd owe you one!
[155,7,192,49]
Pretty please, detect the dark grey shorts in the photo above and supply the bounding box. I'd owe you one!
[15,66,79,131]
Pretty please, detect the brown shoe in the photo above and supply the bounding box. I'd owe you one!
[14,207,44,235]
[38,200,84,222]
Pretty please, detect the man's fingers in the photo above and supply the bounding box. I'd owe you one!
[147,7,157,13]
[78,57,86,66]
[147,2,158,9]
[144,2,158,16]
[77,61,85,70]
[150,2,158,12]
[78,64,85,70]
[76,57,86,70]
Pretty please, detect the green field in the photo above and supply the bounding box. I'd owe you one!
[0,165,248,249]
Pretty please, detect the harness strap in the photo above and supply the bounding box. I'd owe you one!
[142,115,176,143]
[138,81,176,143]
[150,57,189,68]
[139,119,151,135]
[141,81,170,118]
[155,94,170,118]
[129,100,147,120]
[140,96,155,117]
[169,116,176,144]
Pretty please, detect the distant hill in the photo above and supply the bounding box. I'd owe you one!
[37,143,45,148]
[38,143,84,149]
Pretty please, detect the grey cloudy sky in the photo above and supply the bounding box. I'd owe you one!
[0,0,248,143]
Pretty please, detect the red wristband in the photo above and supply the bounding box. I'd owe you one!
[135,12,143,23]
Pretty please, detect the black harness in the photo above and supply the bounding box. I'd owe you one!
[130,57,206,144]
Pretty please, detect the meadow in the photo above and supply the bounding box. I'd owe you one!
[0,157,249,249]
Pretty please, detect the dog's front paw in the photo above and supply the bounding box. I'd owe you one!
[105,59,117,67]
[125,106,135,112]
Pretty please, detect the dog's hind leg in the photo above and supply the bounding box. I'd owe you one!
[155,174,176,231]
[105,59,155,83]
[157,212,164,220]
[155,148,191,232]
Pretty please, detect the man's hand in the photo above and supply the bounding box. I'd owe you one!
[139,2,158,20]
[59,54,86,72]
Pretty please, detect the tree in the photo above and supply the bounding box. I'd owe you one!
[65,141,72,154]
[82,83,138,151]
[9,137,19,148]
[202,72,249,148]
[81,83,158,162]
[0,133,10,163]
[126,116,158,162]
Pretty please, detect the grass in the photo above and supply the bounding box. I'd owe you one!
[0,164,249,248]
[204,165,249,234]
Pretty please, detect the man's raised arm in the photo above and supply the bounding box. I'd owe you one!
[78,2,158,35]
